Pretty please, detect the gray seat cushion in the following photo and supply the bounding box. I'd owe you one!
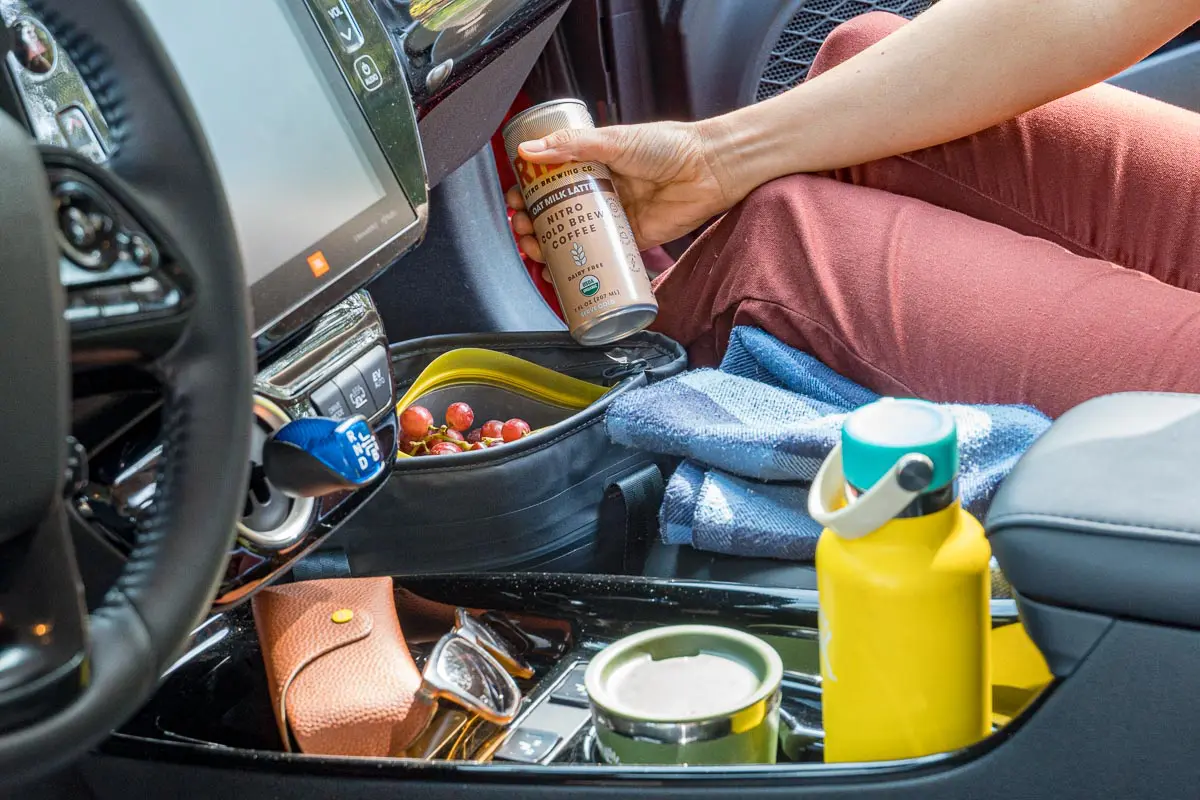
[988,392,1200,628]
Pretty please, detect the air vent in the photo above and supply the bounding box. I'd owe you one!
[755,0,932,102]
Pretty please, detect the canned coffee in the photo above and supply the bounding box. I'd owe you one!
[502,99,658,347]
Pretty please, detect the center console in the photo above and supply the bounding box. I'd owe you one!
[105,574,1026,772]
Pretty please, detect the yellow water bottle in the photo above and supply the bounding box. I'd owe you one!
[809,399,991,763]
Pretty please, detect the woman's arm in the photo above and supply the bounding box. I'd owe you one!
[709,0,1200,197]
[510,0,1200,259]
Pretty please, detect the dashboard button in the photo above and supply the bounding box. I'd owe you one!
[333,365,375,416]
[494,728,560,764]
[90,284,140,318]
[100,300,140,318]
[100,302,140,318]
[353,347,392,410]
[64,293,101,323]
[128,276,181,313]
[353,55,383,92]
[127,234,158,268]
[56,106,106,162]
[60,206,100,251]
[54,182,118,269]
[312,382,351,420]
[548,665,590,708]
[128,276,165,300]
[320,0,364,54]
[10,17,56,77]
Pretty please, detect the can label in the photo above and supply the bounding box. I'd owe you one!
[513,155,657,335]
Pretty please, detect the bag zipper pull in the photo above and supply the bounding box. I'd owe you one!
[602,358,649,381]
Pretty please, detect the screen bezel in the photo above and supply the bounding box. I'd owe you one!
[250,0,428,350]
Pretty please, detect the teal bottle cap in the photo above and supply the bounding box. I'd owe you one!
[841,399,957,493]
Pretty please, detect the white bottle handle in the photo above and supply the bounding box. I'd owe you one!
[807,445,934,540]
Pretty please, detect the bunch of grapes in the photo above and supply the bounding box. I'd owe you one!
[399,402,531,457]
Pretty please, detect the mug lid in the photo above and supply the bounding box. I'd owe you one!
[584,625,782,724]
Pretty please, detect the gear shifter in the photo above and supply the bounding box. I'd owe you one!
[262,416,385,498]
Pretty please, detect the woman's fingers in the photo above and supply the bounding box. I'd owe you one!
[505,185,526,211]
[518,126,623,165]
[505,190,540,259]
[511,210,534,236]
[518,234,544,263]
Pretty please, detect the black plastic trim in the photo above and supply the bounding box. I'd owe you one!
[1013,593,1113,678]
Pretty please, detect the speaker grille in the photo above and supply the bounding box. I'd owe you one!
[755,0,932,102]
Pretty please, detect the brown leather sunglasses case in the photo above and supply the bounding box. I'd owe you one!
[252,576,432,757]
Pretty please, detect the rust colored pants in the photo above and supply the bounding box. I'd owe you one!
[651,12,1200,417]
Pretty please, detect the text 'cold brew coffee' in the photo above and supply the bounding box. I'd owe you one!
[503,100,658,346]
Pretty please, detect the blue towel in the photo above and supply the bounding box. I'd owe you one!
[606,327,1051,561]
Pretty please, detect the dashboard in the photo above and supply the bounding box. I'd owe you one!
[0,0,568,608]
[3,0,428,348]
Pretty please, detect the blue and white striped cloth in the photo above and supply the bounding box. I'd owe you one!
[605,327,1051,561]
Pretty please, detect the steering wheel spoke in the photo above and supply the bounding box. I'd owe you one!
[0,504,90,735]
[41,152,195,366]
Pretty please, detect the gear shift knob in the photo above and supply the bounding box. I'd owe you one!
[262,416,385,498]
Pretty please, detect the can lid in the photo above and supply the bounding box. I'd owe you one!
[501,98,594,167]
[842,399,957,493]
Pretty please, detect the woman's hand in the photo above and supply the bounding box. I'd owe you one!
[505,120,738,263]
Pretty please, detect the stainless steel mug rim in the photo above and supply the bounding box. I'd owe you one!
[592,688,782,746]
[584,625,784,725]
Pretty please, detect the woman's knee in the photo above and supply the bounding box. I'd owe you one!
[808,12,907,79]
[738,173,834,218]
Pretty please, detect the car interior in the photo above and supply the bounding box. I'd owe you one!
[3,0,1200,797]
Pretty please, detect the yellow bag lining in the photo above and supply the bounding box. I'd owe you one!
[395,348,610,459]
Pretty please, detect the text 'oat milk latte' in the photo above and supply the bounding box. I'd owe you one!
[503,100,658,346]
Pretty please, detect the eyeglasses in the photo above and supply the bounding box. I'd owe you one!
[453,608,534,679]
[416,610,530,726]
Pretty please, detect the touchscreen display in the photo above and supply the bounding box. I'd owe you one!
[135,0,415,329]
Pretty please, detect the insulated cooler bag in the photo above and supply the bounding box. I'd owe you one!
[327,331,687,576]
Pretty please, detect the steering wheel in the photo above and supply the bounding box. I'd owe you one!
[0,0,252,782]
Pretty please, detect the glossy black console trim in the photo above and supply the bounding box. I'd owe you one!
[371,0,569,115]
[210,412,396,610]
[102,574,1040,787]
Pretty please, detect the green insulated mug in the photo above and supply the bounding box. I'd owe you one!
[584,625,783,765]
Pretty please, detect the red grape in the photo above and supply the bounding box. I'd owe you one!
[445,402,475,432]
[480,419,504,439]
[501,418,531,443]
[399,435,422,456]
[400,405,435,439]
[443,429,466,442]
[429,442,461,456]
[466,428,482,444]
[468,442,487,451]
